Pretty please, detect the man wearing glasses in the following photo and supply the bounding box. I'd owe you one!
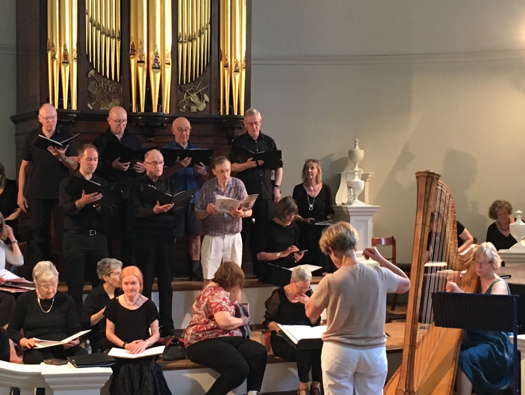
[17,103,78,264]
[93,106,144,266]
[131,149,182,337]
[163,117,208,280]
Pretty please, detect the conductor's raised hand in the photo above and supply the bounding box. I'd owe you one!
[153,201,174,214]
[363,247,384,263]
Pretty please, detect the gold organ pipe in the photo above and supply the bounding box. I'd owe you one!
[231,0,241,114]
[186,0,192,83]
[177,0,183,84]
[116,0,121,81]
[85,0,90,62]
[91,0,97,69]
[137,0,148,112]
[206,0,210,67]
[59,0,71,109]
[70,0,78,109]
[96,0,101,73]
[239,0,246,114]
[47,0,55,106]
[219,0,224,114]
[195,0,200,80]
[161,0,172,113]
[110,0,115,80]
[105,0,111,77]
[148,0,161,112]
[52,0,60,108]
[102,0,107,77]
[129,0,138,112]
[222,0,231,115]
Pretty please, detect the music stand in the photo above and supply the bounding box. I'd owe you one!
[432,292,520,394]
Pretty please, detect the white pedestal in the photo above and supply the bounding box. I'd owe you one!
[334,204,381,251]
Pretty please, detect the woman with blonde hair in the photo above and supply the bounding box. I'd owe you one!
[293,159,334,272]
[447,242,513,394]
[105,265,171,395]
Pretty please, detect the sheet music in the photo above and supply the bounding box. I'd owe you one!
[215,194,258,213]
[34,329,91,349]
[284,264,323,274]
[108,345,165,359]
[277,324,326,345]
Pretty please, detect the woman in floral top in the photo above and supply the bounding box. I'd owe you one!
[183,261,267,395]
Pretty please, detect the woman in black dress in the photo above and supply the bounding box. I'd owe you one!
[7,261,86,363]
[264,266,321,395]
[486,200,516,250]
[83,258,122,352]
[292,159,334,272]
[106,265,171,395]
[256,197,306,286]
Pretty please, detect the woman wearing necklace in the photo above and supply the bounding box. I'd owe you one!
[256,197,306,286]
[446,242,513,394]
[105,265,171,395]
[486,200,516,251]
[82,258,123,352]
[7,261,86,364]
[292,159,334,272]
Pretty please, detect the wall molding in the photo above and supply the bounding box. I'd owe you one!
[253,48,525,66]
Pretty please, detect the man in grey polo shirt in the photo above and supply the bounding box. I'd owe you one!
[196,156,252,280]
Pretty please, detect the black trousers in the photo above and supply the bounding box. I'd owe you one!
[242,197,273,276]
[271,333,322,383]
[23,345,87,364]
[186,336,267,394]
[106,201,136,267]
[63,232,108,312]
[30,198,62,263]
[135,239,174,331]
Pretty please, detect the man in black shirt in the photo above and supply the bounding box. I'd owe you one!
[17,103,78,263]
[131,149,182,336]
[94,106,144,265]
[59,144,109,312]
[230,108,283,275]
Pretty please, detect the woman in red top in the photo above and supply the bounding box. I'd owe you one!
[183,261,267,395]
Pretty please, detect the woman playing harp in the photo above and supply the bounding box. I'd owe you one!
[385,171,479,395]
[446,242,513,395]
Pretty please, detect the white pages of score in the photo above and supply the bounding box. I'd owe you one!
[277,324,326,345]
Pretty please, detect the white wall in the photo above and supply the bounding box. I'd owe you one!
[0,0,16,177]
[252,1,525,262]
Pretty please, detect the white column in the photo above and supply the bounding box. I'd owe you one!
[334,204,381,251]
[42,366,113,395]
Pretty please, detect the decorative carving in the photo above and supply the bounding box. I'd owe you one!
[177,79,209,113]
[87,69,122,110]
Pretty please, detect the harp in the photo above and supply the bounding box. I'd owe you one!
[385,171,478,395]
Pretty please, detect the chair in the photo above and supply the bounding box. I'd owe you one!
[371,236,405,315]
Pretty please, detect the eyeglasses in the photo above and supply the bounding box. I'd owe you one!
[176,127,191,132]
[110,118,127,124]
[145,160,164,166]
[40,116,57,121]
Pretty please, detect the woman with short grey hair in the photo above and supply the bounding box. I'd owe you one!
[8,261,85,364]
[264,265,321,395]
[83,258,123,352]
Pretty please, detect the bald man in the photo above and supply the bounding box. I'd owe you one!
[162,117,208,280]
[18,103,78,263]
[93,106,144,265]
[131,149,183,336]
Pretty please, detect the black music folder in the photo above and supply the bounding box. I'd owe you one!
[432,292,520,394]
[142,185,193,206]
[160,148,213,167]
[68,177,119,206]
[105,141,150,163]
[236,147,283,169]
[33,133,79,150]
